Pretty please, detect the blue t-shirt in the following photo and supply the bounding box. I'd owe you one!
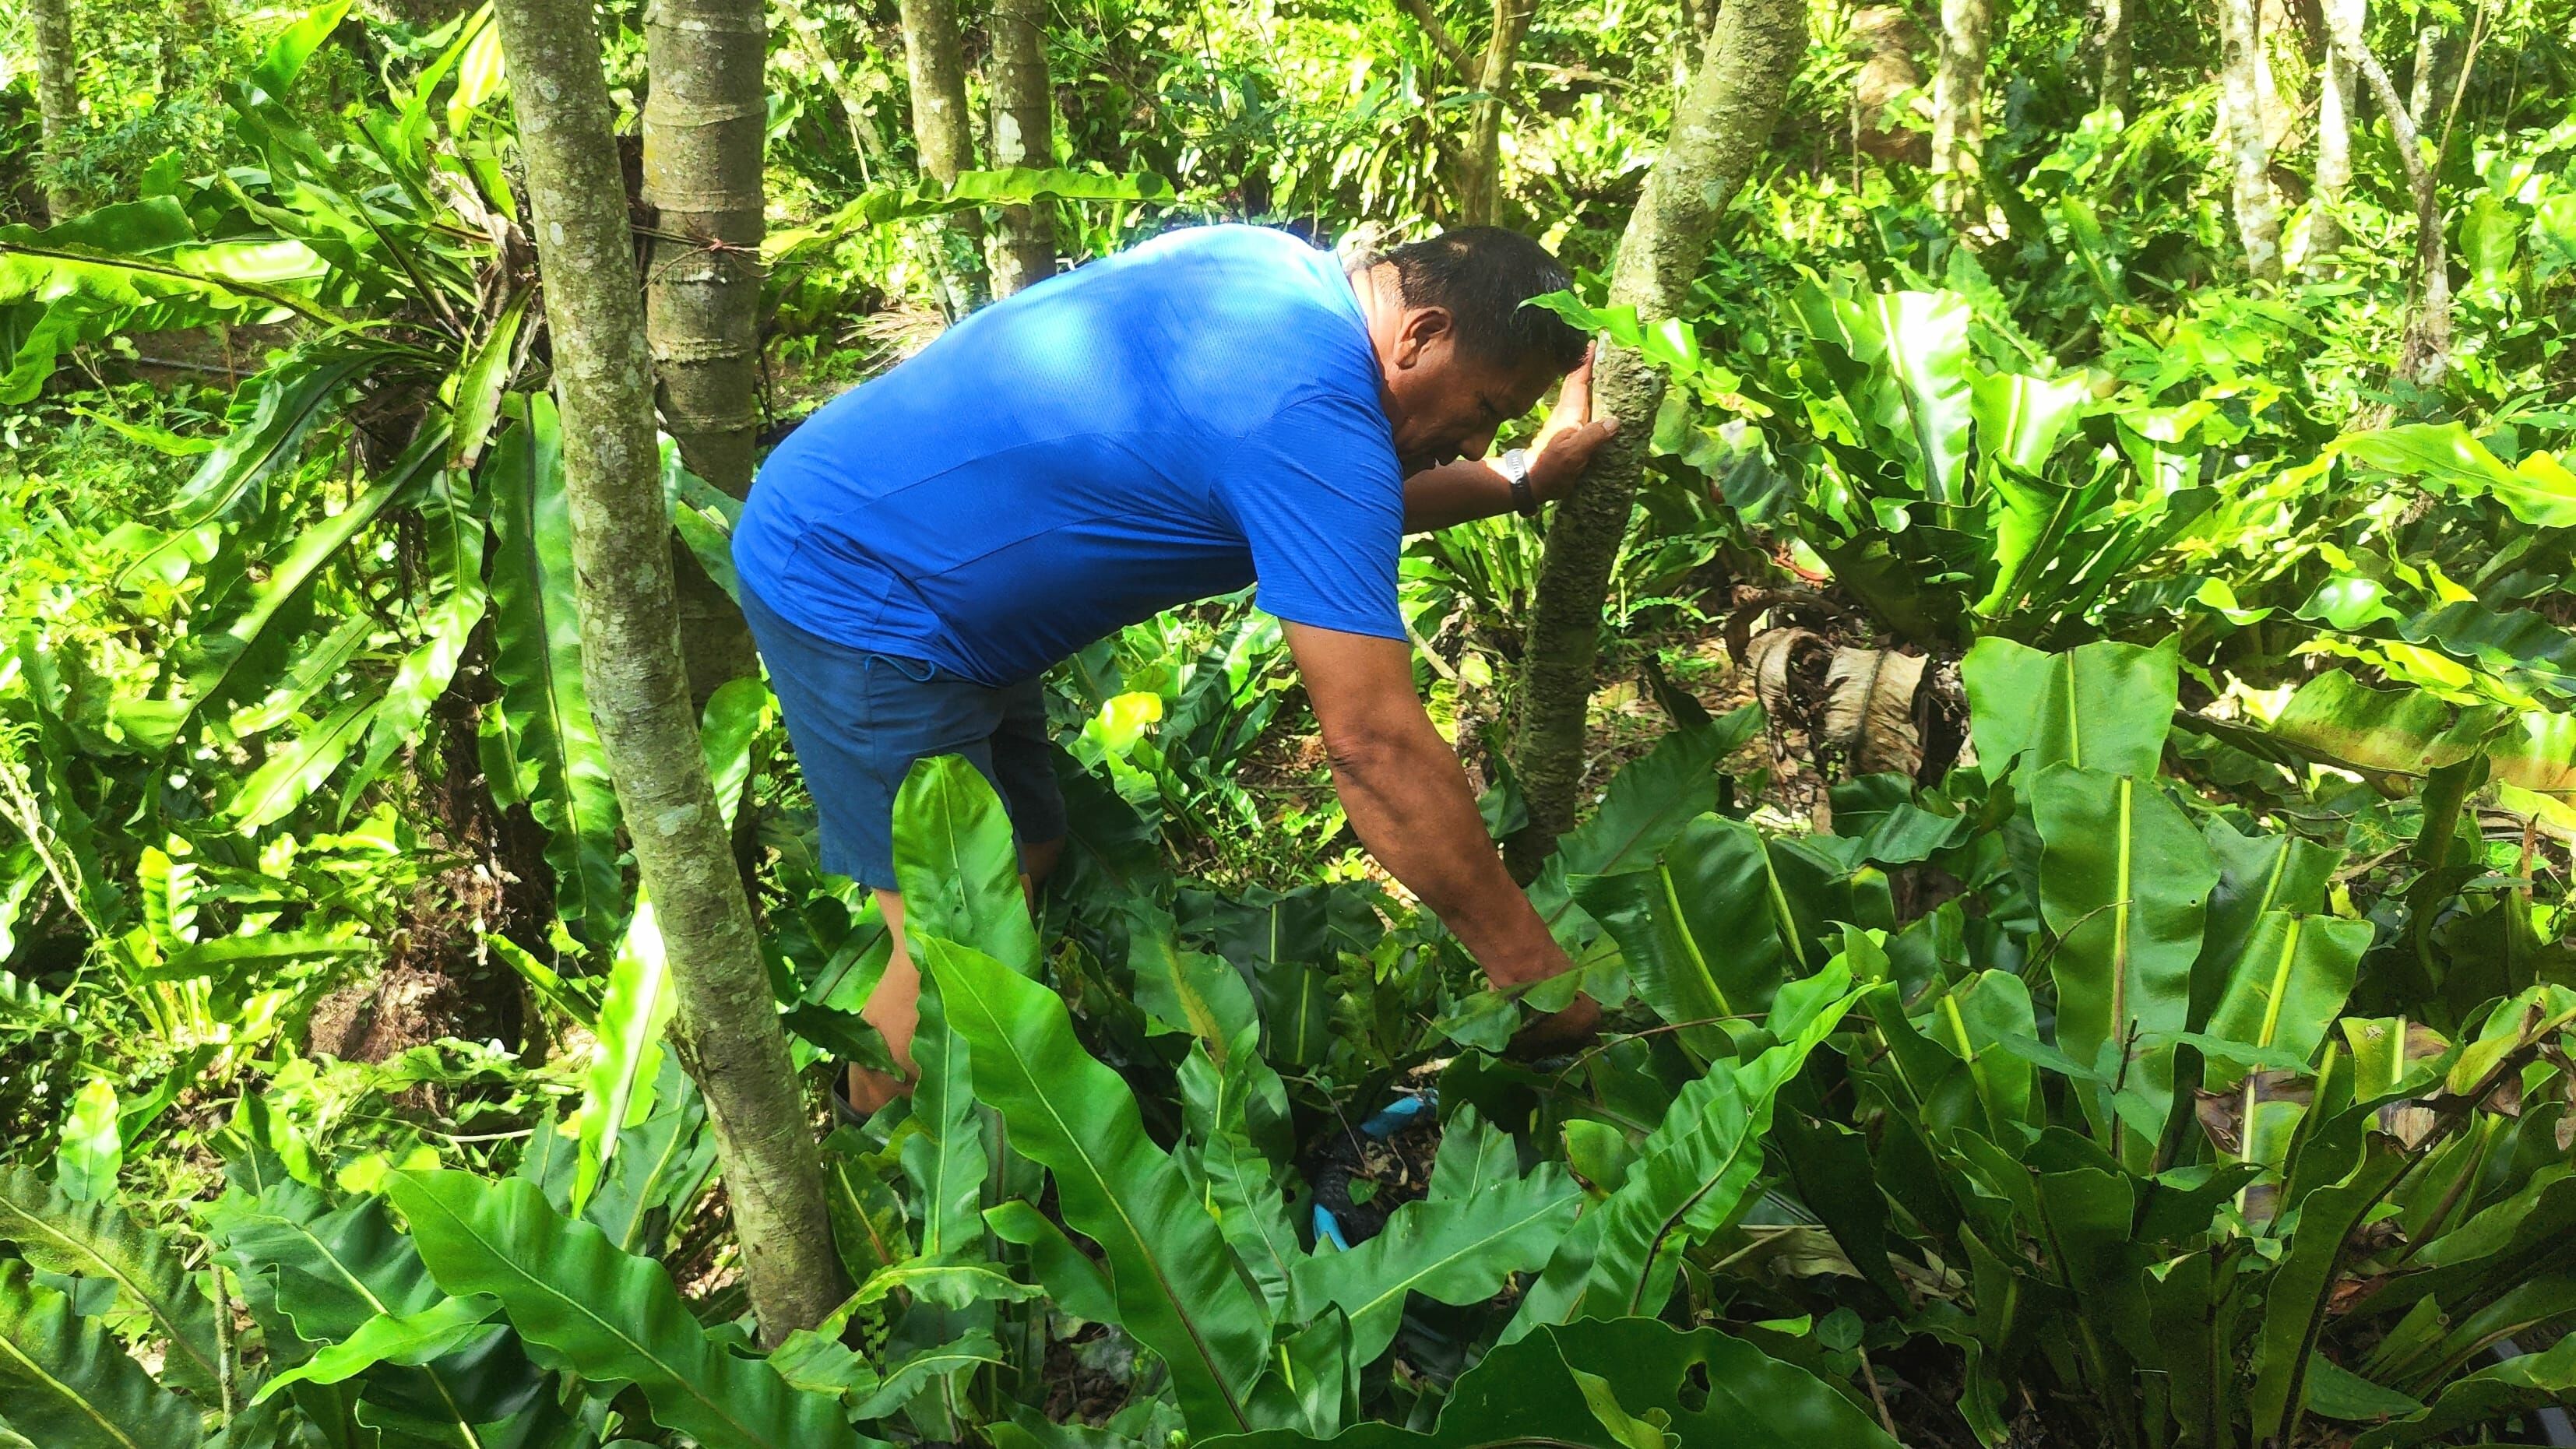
[734,224,1405,687]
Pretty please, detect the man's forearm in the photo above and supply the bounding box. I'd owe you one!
[1327,711,1570,987]
[1401,460,1519,533]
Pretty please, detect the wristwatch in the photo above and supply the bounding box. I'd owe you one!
[1497,448,1539,518]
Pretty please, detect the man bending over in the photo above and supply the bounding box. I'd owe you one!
[732,223,1618,1111]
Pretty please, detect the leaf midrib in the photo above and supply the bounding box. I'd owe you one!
[949,972,1254,1430]
[406,1183,789,1449]
[0,1186,219,1389]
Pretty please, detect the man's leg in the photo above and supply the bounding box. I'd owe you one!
[845,675,1065,1117]
[847,890,918,1116]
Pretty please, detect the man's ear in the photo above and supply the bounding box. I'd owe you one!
[1393,305,1454,370]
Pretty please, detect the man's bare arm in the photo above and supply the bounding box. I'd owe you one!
[1286,622,1571,988]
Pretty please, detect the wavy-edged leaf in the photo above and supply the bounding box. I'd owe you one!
[893,754,1039,972]
[2201,913,2374,1092]
[2032,765,2217,1137]
[148,348,382,559]
[1203,1317,1902,1448]
[2352,1315,2576,1445]
[2248,1143,2412,1441]
[389,1169,859,1449]
[343,456,486,818]
[919,937,1271,1435]
[1131,900,1258,1064]
[699,676,770,833]
[903,948,987,1264]
[1290,1110,1578,1366]
[0,1166,220,1394]
[768,168,1175,266]
[2254,670,2576,818]
[983,1200,1117,1323]
[2335,422,2576,529]
[150,413,442,747]
[449,291,527,474]
[1573,811,1797,1058]
[228,694,382,830]
[1511,966,1863,1335]
[1962,636,2178,780]
[2400,597,2576,698]
[208,1174,551,1440]
[55,1080,122,1202]
[486,394,622,931]
[0,1261,202,1449]
[251,1294,501,1400]
[138,930,364,985]
[573,901,676,1216]
[585,1060,719,1258]
[1554,707,1763,877]
[848,1258,1043,1311]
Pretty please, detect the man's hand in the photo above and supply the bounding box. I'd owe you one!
[1526,344,1621,505]
[1511,992,1601,1056]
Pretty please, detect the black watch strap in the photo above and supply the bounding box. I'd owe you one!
[1501,448,1539,517]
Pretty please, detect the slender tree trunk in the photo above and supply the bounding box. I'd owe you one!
[2217,0,2283,279]
[489,0,849,1343]
[2326,8,2450,384]
[2405,20,2454,132]
[2099,0,2133,117]
[899,0,988,312]
[30,0,80,224]
[986,0,1055,297]
[1508,0,1807,870]
[642,0,765,706]
[1930,0,1992,219]
[2307,0,2363,267]
[1456,0,1539,226]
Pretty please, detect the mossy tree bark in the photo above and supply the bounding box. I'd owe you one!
[2216,0,2282,279]
[2098,0,2132,118]
[1507,0,1807,870]
[987,0,1056,297]
[1929,0,1991,219]
[642,0,765,706]
[490,0,849,1343]
[31,0,81,223]
[2404,19,2455,132]
[2325,7,2451,385]
[1457,0,1537,225]
[899,0,988,312]
[2307,0,2363,268]
[1399,0,1540,226]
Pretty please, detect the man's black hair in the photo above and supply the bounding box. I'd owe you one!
[1374,227,1589,373]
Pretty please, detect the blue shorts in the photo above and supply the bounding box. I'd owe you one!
[741,582,1067,891]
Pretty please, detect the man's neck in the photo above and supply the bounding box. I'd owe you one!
[1346,260,1401,402]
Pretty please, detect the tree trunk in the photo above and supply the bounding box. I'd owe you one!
[30,0,80,224]
[642,0,765,707]
[899,0,988,312]
[2216,0,2283,280]
[2405,20,2454,132]
[1456,0,1539,226]
[489,0,849,1343]
[2099,0,2132,118]
[1930,0,1991,220]
[2326,8,2450,385]
[1508,0,1807,870]
[2307,0,2363,267]
[986,0,1055,297]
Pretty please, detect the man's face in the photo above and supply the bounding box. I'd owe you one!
[1377,309,1564,475]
